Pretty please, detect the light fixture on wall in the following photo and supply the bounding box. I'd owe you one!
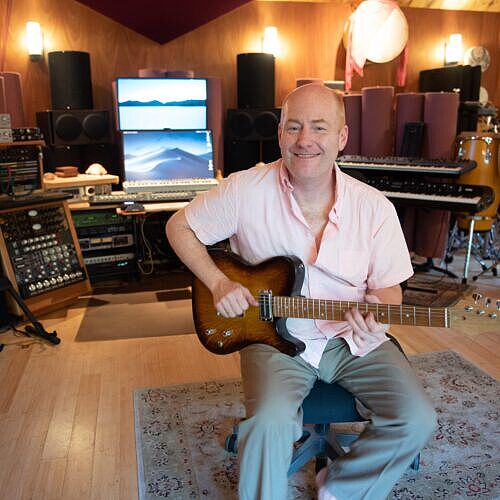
[262,26,280,57]
[26,21,43,61]
[444,33,462,66]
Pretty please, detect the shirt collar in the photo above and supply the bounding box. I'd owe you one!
[278,159,345,227]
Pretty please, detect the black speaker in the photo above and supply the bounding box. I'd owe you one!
[48,51,93,110]
[37,110,111,146]
[237,53,275,108]
[224,136,281,176]
[42,145,85,172]
[226,108,281,141]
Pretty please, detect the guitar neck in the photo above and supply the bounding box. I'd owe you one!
[272,296,450,327]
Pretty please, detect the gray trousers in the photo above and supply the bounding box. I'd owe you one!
[237,338,437,500]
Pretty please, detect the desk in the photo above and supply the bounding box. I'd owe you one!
[44,173,119,189]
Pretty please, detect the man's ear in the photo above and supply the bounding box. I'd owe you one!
[277,122,283,148]
[339,124,348,151]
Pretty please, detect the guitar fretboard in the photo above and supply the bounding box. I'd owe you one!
[272,296,449,327]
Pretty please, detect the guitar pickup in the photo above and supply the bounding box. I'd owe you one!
[259,290,273,321]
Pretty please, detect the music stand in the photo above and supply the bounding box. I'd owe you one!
[0,277,60,344]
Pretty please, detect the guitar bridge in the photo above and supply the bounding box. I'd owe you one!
[259,290,273,321]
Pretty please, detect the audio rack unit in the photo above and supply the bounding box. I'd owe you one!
[0,141,44,196]
[71,208,136,282]
[0,199,91,315]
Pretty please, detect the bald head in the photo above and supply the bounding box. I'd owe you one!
[280,84,346,129]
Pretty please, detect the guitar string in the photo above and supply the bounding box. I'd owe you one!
[256,296,449,325]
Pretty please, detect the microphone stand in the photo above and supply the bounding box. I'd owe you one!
[0,277,61,345]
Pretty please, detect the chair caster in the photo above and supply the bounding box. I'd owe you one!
[225,425,239,453]
[410,453,420,471]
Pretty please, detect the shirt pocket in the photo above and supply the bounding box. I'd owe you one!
[316,247,370,287]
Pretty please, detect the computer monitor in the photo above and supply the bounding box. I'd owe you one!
[122,130,214,181]
[116,78,208,131]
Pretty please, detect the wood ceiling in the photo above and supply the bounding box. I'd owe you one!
[75,0,499,44]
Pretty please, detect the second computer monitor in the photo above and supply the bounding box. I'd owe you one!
[116,77,208,131]
[122,130,214,181]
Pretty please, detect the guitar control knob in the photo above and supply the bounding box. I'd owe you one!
[217,340,224,349]
[205,329,216,336]
[222,330,233,337]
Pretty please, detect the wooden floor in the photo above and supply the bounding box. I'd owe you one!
[0,260,498,500]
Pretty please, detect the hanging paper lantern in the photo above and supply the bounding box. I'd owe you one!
[344,0,409,90]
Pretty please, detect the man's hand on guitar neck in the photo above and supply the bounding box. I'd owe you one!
[344,293,388,354]
[212,276,258,318]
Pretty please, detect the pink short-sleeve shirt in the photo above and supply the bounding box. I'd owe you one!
[185,160,413,367]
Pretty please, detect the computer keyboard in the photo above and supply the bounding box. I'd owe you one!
[123,178,219,194]
[88,190,203,205]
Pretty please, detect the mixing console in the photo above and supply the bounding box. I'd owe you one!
[0,203,87,299]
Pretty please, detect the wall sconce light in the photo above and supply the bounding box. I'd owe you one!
[445,33,462,66]
[26,21,43,61]
[262,26,280,57]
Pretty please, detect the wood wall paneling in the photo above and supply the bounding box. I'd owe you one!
[3,0,499,130]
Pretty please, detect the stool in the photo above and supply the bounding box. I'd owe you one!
[225,338,421,476]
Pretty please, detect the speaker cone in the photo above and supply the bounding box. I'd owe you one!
[229,111,254,139]
[254,111,279,138]
[54,114,82,141]
[82,113,108,140]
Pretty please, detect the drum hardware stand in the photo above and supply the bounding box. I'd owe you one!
[0,277,61,345]
[446,217,499,284]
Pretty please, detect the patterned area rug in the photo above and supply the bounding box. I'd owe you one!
[133,351,500,499]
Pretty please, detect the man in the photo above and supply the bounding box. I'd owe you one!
[166,84,436,500]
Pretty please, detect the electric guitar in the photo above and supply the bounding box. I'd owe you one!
[191,248,499,356]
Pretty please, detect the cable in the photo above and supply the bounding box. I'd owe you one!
[137,215,155,275]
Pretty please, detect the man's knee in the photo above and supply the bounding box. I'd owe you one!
[240,401,303,445]
[404,396,437,448]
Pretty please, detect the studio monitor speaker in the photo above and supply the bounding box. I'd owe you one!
[237,53,275,109]
[37,110,111,146]
[224,107,281,175]
[226,108,281,141]
[48,51,93,110]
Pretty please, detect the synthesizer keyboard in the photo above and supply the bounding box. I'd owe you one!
[364,177,493,213]
[338,155,477,175]
[123,178,219,194]
[88,190,202,205]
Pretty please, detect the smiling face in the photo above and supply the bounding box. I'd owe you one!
[278,84,348,185]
